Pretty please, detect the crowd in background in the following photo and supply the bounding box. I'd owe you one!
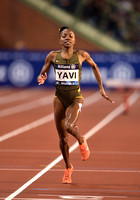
[52,0,140,50]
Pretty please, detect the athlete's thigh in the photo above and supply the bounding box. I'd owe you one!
[65,98,84,125]
[53,96,67,137]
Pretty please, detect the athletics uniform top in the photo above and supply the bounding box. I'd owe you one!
[54,50,83,109]
[54,50,82,90]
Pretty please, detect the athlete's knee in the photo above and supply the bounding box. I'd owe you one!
[65,121,75,133]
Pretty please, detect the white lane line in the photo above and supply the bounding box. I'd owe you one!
[84,91,102,106]
[39,195,127,200]
[5,91,139,200]
[0,113,54,142]
[1,149,140,155]
[2,198,55,200]
[93,151,140,155]
[0,89,40,105]
[68,91,139,155]
[0,196,128,200]
[0,94,53,118]
[0,91,101,142]
[59,195,127,199]
[0,149,60,153]
[1,168,140,173]
[5,154,63,200]
[85,90,139,141]
[0,91,101,118]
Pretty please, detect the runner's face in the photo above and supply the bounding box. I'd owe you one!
[59,29,75,48]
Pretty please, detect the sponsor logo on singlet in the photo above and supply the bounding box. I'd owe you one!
[55,64,79,85]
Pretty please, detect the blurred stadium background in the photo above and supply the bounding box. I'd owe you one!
[0,2,140,199]
[0,0,140,88]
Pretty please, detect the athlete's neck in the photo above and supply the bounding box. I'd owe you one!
[61,47,74,59]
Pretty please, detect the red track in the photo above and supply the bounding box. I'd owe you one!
[0,88,140,200]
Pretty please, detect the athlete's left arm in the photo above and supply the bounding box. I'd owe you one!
[80,51,114,103]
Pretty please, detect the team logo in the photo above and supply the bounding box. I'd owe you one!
[110,61,135,81]
[8,59,34,87]
[71,64,76,69]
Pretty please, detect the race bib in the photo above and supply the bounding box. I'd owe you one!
[55,64,79,85]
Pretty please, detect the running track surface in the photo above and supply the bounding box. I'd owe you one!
[0,87,140,200]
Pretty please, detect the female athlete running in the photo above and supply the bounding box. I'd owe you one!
[37,26,114,184]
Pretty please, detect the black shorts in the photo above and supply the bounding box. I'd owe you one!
[55,87,83,109]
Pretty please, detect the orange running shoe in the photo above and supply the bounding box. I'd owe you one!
[62,164,73,184]
[79,136,90,161]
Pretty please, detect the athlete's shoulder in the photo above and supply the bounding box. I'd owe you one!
[46,51,57,60]
[77,50,91,62]
[47,50,57,58]
[77,50,90,58]
[45,51,58,64]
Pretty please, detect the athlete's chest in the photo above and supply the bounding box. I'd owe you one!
[54,51,81,86]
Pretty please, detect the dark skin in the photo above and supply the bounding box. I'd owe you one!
[37,29,114,169]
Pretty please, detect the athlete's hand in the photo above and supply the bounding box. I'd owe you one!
[100,88,115,103]
[37,73,47,85]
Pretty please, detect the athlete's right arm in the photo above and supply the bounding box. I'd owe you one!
[37,51,56,85]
